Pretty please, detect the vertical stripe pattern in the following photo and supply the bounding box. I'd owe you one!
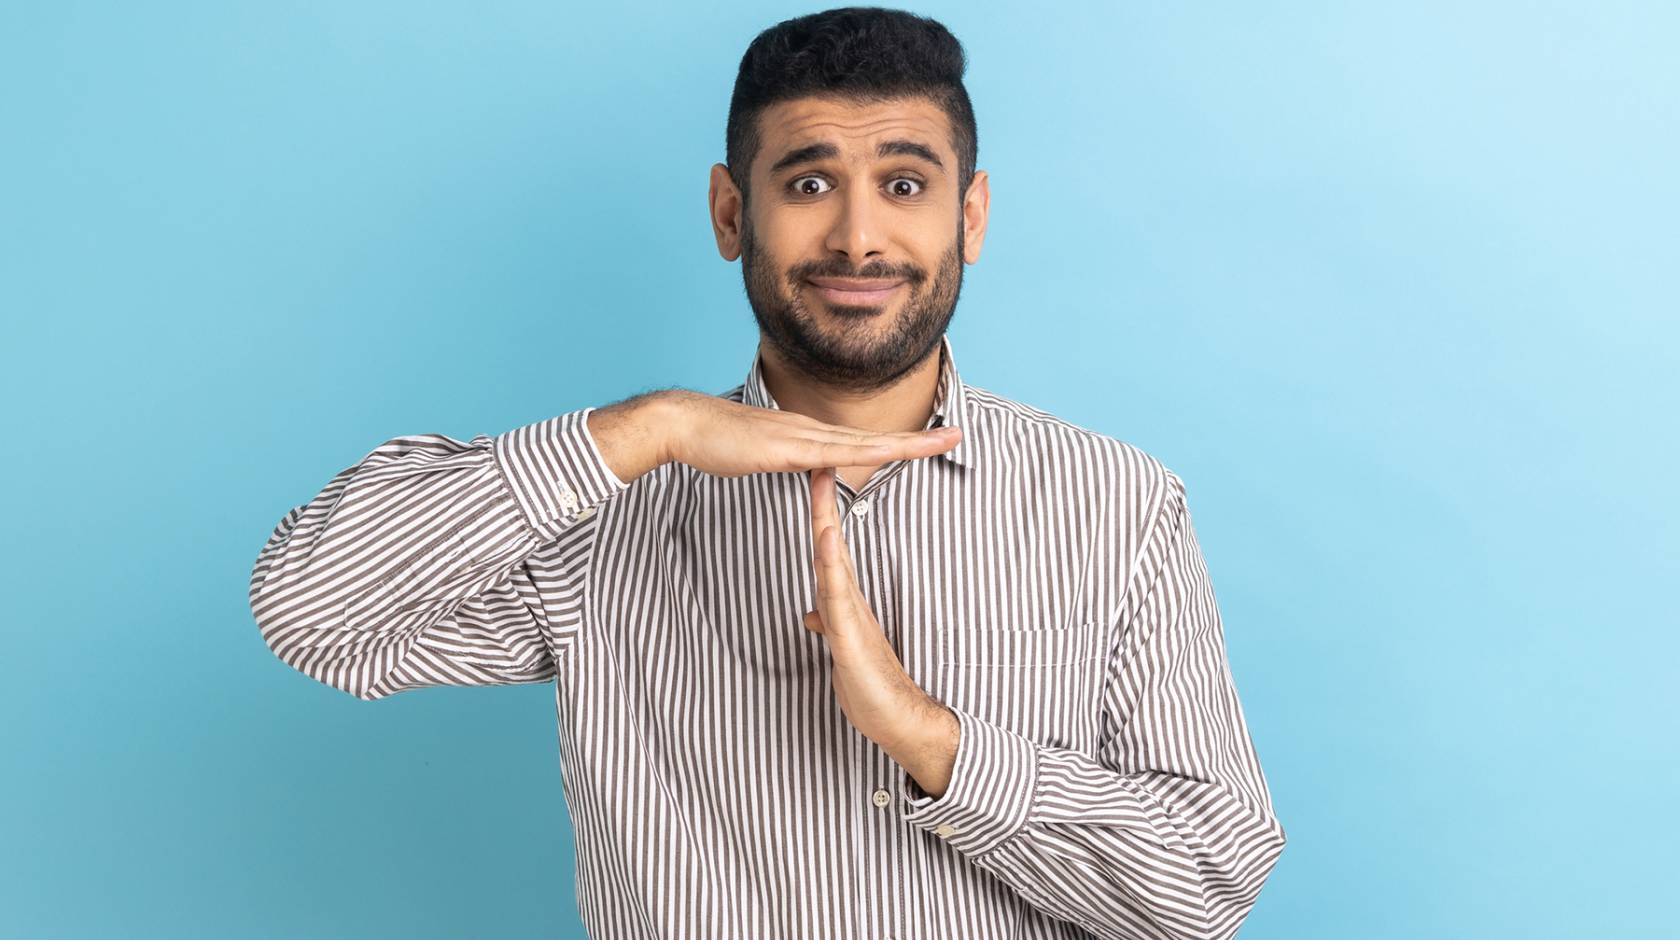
[248,334,1286,939]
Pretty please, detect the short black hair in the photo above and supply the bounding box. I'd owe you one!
[725,6,978,209]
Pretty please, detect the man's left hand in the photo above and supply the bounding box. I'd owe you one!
[803,466,959,797]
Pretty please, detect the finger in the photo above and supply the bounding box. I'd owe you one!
[764,404,963,447]
[809,466,839,550]
[805,422,962,444]
[814,522,864,632]
[809,467,836,616]
[809,466,829,600]
[787,430,961,470]
[801,609,825,635]
[810,469,852,609]
[799,425,962,450]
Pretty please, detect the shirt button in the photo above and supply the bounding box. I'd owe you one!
[870,788,891,808]
[557,487,578,511]
[850,499,871,517]
[934,823,958,838]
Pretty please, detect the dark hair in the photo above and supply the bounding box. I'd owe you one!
[725,6,977,209]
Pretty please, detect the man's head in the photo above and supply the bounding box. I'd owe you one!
[708,6,990,393]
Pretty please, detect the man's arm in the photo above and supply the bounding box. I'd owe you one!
[248,391,958,701]
[247,405,647,700]
[896,471,1287,940]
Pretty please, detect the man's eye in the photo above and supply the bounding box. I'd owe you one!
[887,177,924,197]
[790,176,832,196]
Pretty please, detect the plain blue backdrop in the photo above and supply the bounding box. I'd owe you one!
[3,1,1675,937]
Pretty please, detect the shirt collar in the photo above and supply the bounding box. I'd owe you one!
[740,333,975,470]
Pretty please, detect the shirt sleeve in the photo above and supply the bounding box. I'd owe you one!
[898,471,1287,940]
[248,407,631,701]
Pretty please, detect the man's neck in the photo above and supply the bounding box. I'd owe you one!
[757,341,942,437]
[757,339,943,492]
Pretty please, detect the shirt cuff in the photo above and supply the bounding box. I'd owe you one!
[900,704,1039,858]
[491,406,631,543]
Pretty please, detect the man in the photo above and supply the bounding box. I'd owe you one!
[248,7,1286,939]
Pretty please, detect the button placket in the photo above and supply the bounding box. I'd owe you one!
[844,480,908,940]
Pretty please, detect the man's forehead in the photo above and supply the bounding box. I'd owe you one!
[757,97,953,163]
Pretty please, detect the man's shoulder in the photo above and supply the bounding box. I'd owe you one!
[963,381,1183,503]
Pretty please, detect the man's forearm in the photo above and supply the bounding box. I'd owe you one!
[884,695,961,799]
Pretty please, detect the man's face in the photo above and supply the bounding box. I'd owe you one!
[721,95,986,393]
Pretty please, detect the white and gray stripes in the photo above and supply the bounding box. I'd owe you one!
[248,333,1286,940]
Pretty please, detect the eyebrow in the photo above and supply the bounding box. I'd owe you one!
[767,138,946,176]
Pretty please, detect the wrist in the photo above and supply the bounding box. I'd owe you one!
[587,393,672,484]
[640,391,681,470]
[885,695,961,798]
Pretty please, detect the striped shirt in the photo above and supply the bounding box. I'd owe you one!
[248,333,1286,940]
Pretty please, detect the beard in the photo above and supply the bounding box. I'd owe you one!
[740,207,964,395]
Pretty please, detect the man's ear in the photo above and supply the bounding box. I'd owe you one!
[709,163,744,261]
[961,169,990,265]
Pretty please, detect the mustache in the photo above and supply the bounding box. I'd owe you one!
[790,264,923,283]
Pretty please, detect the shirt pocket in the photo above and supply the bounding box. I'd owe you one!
[934,618,1109,750]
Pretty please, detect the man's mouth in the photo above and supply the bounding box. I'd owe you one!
[806,277,905,305]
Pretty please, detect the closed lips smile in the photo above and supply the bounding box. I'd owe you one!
[807,278,905,304]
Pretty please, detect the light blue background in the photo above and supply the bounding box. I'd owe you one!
[3,2,1674,937]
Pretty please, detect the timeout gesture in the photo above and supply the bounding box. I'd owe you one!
[583,388,962,790]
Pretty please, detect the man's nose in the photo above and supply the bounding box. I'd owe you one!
[824,182,889,262]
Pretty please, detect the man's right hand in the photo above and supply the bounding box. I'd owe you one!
[586,389,962,485]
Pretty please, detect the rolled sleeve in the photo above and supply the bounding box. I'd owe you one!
[900,705,1039,859]
[491,406,630,543]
